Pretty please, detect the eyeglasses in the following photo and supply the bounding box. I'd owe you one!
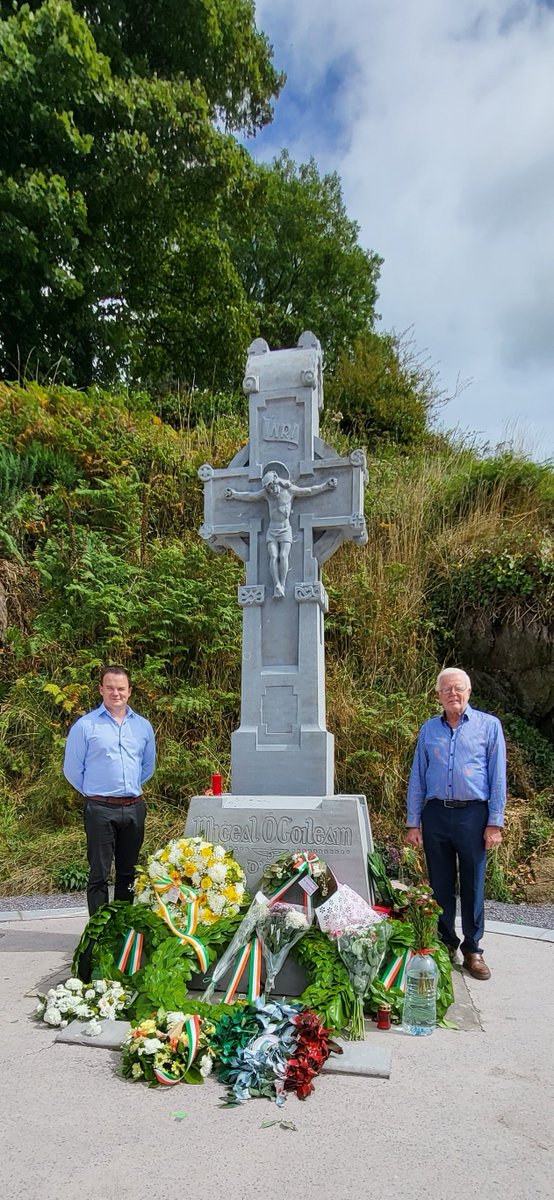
[438,687,468,696]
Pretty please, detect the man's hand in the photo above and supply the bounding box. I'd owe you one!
[405,827,423,848]
[484,826,503,850]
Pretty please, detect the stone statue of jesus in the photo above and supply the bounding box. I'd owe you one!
[225,470,337,598]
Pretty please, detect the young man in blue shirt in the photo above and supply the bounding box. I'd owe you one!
[406,667,506,979]
[63,665,156,914]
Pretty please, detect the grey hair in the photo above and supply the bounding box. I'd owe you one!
[436,667,471,692]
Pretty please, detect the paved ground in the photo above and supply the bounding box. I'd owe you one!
[0,913,552,1200]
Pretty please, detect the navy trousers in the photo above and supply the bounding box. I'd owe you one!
[421,800,488,955]
[84,799,145,915]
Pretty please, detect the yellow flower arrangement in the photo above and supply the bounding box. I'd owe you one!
[134,836,247,931]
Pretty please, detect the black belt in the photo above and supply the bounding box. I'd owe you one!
[87,795,142,807]
[428,798,475,808]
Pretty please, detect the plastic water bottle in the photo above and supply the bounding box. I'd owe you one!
[401,952,438,1036]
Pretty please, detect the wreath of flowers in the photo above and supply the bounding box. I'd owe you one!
[258,851,336,903]
[211,997,338,1104]
[134,836,247,928]
[121,1008,215,1086]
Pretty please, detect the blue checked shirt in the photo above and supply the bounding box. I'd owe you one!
[63,703,155,797]
[407,705,507,828]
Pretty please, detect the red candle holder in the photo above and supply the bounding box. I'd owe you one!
[211,772,223,796]
[377,1004,391,1030]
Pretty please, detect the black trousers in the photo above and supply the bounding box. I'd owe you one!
[421,800,488,956]
[83,799,145,915]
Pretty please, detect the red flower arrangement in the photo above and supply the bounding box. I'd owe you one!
[284,1010,342,1100]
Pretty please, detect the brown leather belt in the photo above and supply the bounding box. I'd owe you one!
[87,795,142,807]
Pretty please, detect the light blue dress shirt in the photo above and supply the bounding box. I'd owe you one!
[63,703,155,797]
[407,704,507,828]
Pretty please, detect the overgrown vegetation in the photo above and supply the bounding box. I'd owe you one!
[0,380,552,900]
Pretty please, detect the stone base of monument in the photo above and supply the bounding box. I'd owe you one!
[54,1018,391,1078]
[323,1035,391,1079]
[185,791,374,997]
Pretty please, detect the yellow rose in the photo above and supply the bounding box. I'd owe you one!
[201,876,212,890]
[201,847,212,858]
[183,861,196,876]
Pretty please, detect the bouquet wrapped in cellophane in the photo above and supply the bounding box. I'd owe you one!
[255,902,312,996]
[332,920,392,1039]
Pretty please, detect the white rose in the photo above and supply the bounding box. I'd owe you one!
[94,980,107,994]
[85,1018,102,1038]
[139,1037,164,1056]
[84,989,95,1000]
[65,978,83,992]
[166,1011,186,1026]
[213,845,226,859]
[199,1054,213,1078]
[44,1007,62,1026]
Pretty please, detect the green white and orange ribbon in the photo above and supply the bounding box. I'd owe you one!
[223,936,263,1003]
[268,850,321,918]
[153,1015,202,1085]
[380,948,414,993]
[151,874,209,973]
[117,928,144,975]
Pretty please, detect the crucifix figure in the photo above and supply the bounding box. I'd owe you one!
[225,469,337,598]
[198,331,368,797]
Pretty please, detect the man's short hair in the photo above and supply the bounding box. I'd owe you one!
[100,664,131,685]
[436,667,471,692]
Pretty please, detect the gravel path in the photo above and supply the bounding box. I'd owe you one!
[1,892,554,928]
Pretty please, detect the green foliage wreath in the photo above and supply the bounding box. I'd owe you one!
[72,901,243,1021]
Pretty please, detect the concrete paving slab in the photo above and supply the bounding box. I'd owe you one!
[1,920,553,1200]
[323,1037,391,1077]
[485,919,554,941]
[56,1019,131,1048]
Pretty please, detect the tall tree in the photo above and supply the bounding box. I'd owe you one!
[226,151,382,367]
[0,0,282,384]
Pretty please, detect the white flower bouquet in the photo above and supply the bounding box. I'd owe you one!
[332,922,392,1039]
[256,902,312,996]
[35,978,131,1029]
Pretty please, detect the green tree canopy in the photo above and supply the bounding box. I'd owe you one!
[227,151,383,367]
[0,0,281,384]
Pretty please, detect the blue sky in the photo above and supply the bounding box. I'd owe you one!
[249,0,554,458]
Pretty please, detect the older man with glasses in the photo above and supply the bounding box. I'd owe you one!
[405,667,506,979]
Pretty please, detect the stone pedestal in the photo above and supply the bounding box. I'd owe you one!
[185,792,373,995]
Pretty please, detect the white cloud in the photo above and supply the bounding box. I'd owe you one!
[254,0,554,456]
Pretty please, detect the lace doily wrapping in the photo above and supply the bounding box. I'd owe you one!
[315,883,384,933]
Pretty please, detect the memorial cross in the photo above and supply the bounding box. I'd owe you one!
[198,332,368,797]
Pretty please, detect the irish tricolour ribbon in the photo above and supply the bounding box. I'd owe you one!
[151,874,209,973]
[117,929,144,975]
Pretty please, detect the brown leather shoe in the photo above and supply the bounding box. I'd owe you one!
[463,953,491,980]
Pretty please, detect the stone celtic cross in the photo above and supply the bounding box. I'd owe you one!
[199,332,368,796]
